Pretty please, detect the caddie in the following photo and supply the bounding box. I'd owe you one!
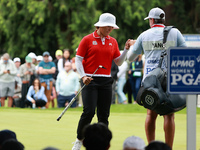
[127,7,186,149]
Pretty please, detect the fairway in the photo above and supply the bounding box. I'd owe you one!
[0,105,200,150]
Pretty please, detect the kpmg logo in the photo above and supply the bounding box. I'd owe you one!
[168,48,200,94]
[170,55,200,86]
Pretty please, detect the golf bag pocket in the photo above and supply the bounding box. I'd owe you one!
[136,68,186,115]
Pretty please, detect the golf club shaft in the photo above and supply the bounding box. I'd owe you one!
[57,84,86,121]
[57,66,103,121]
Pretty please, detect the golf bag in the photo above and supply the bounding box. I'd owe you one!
[136,26,186,115]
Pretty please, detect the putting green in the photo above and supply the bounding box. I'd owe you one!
[0,105,200,150]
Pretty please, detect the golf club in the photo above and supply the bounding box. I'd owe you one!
[57,65,106,121]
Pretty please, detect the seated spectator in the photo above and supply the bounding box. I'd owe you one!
[82,123,112,150]
[12,81,22,107]
[1,139,24,150]
[56,62,79,108]
[145,141,171,150]
[123,135,146,150]
[26,78,47,108]
[0,129,17,149]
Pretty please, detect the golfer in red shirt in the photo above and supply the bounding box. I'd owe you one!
[72,13,130,150]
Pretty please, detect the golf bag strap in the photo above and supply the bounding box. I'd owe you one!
[158,26,175,68]
[163,26,174,44]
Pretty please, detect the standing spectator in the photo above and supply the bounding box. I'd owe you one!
[117,53,128,104]
[111,60,119,104]
[25,78,47,108]
[53,50,63,80]
[128,54,143,103]
[35,55,43,77]
[58,49,71,72]
[123,135,146,150]
[19,56,35,108]
[127,7,186,149]
[56,62,79,108]
[13,57,22,87]
[0,53,17,107]
[123,69,133,104]
[38,51,56,108]
[72,13,130,150]
[82,123,112,150]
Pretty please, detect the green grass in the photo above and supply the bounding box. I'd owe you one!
[0,104,200,150]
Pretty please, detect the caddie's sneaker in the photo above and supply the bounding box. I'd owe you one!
[72,139,82,150]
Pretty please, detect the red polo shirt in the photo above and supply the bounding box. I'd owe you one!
[76,30,120,76]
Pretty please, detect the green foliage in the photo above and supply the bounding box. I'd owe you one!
[0,0,199,59]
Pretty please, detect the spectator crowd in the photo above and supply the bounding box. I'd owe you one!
[0,49,82,109]
[0,49,144,109]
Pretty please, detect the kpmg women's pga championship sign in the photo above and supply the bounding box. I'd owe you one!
[168,48,200,94]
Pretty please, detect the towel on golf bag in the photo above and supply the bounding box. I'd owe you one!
[136,67,186,115]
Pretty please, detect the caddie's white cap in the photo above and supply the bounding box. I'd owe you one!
[13,57,21,62]
[123,136,146,150]
[94,13,119,29]
[144,7,165,20]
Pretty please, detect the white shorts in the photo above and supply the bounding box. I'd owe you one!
[0,81,15,97]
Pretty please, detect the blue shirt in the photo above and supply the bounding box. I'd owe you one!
[38,61,56,79]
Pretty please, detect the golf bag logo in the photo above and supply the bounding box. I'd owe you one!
[145,95,154,106]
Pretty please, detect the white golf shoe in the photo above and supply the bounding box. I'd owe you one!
[72,139,82,150]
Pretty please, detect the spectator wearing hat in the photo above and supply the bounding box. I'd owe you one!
[58,49,71,72]
[0,53,17,107]
[28,52,37,65]
[13,57,22,87]
[38,51,56,108]
[13,57,21,75]
[123,136,146,150]
[72,13,130,150]
[53,50,63,80]
[19,56,36,108]
[127,7,186,149]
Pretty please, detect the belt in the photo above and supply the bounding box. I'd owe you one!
[22,81,29,84]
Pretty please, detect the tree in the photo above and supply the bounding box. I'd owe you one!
[0,0,199,59]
